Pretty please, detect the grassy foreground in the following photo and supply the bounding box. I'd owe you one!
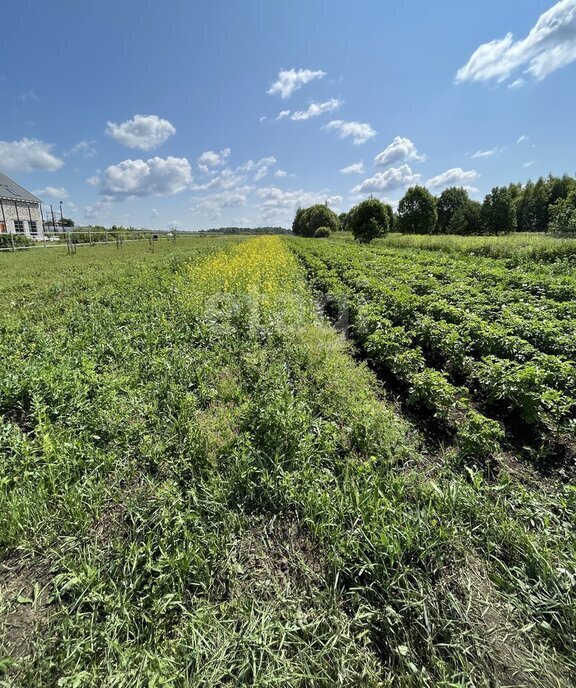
[1,237,575,686]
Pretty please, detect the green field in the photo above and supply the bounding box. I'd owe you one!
[1,235,575,687]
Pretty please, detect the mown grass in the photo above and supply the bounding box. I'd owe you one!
[1,236,575,686]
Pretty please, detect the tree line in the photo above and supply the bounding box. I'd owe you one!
[292,174,576,243]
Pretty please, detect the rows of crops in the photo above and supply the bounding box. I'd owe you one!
[1,236,576,686]
[290,239,576,467]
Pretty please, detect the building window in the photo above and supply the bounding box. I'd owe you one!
[14,220,24,233]
[29,220,37,234]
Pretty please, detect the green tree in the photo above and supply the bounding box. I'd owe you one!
[397,186,437,234]
[383,203,395,231]
[530,177,550,232]
[515,180,533,232]
[314,226,331,238]
[547,174,576,207]
[338,212,349,231]
[292,207,305,235]
[481,187,517,234]
[548,191,576,234]
[349,197,390,243]
[436,187,471,233]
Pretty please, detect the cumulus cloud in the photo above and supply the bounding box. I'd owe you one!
[323,120,376,145]
[97,156,192,198]
[352,165,420,194]
[32,186,68,199]
[517,134,529,144]
[105,114,176,151]
[0,138,64,173]
[290,98,342,121]
[339,161,364,175]
[425,167,479,191]
[197,148,230,169]
[267,68,326,98]
[275,169,288,177]
[374,136,426,167]
[456,0,576,85]
[276,110,291,120]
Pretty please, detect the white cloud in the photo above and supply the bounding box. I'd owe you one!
[276,110,291,120]
[191,189,250,217]
[17,89,40,103]
[517,134,529,144]
[105,114,176,151]
[374,136,426,167]
[523,160,537,168]
[197,148,230,170]
[323,120,376,145]
[290,98,342,121]
[256,186,342,222]
[151,208,159,218]
[275,169,288,177]
[255,167,269,181]
[456,0,576,85]
[97,156,192,198]
[339,161,364,175]
[191,169,246,192]
[508,78,526,89]
[68,140,97,158]
[425,167,479,191]
[259,115,267,122]
[0,138,64,173]
[84,199,112,220]
[32,186,68,199]
[239,156,276,181]
[471,147,502,159]
[267,68,326,98]
[192,156,276,191]
[352,165,420,194]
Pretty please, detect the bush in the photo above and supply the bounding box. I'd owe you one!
[314,226,331,238]
[292,204,340,237]
[0,234,33,250]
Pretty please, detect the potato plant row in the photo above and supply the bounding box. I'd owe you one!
[290,240,576,461]
[355,246,576,357]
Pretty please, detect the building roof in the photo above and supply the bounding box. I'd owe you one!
[0,172,42,203]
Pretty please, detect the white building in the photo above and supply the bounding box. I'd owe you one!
[0,172,44,238]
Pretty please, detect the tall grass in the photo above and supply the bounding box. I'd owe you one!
[376,232,576,264]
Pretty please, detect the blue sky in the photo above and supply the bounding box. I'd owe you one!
[1,0,576,230]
